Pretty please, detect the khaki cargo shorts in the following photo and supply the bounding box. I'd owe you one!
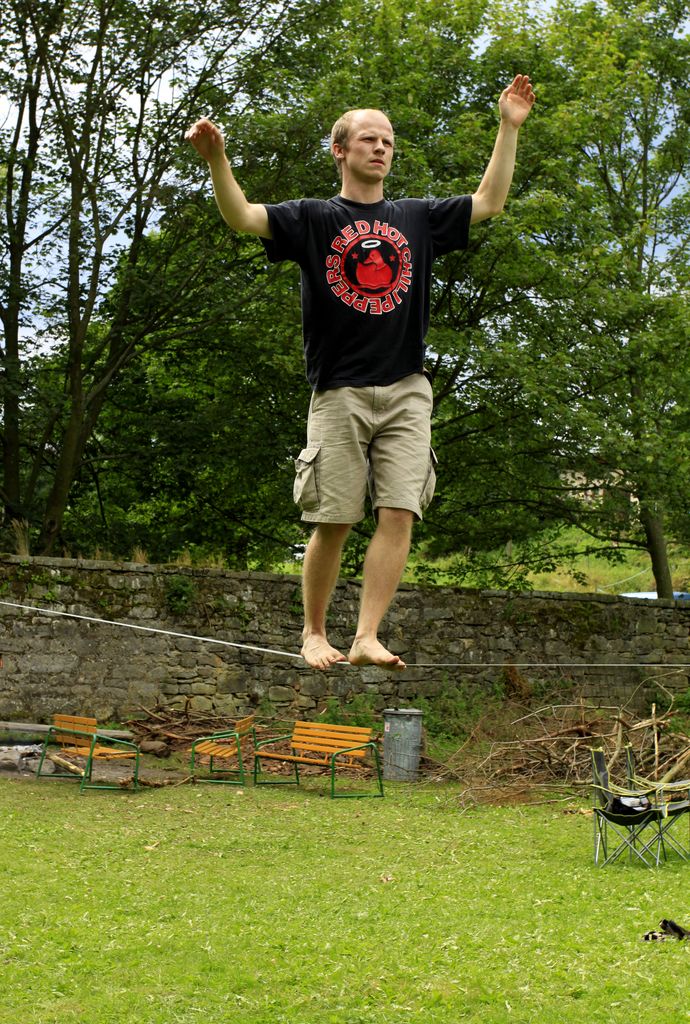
[293,373,437,524]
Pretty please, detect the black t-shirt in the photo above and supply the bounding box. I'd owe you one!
[261,195,472,390]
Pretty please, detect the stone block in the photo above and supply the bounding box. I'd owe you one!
[422,607,454,621]
[635,614,660,635]
[140,740,169,757]
[268,685,297,702]
[398,681,425,699]
[357,667,382,685]
[162,697,188,711]
[375,679,397,696]
[299,677,328,698]
[295,695,317,710]
[106,575,129,589]
[329,678,354,698]
[173,639,208,653]
[190,682,216,696]
[168,668,199,681]
[30,655,79,674]
[216,669,249,694]
[187,695,214,712]
[0,749,22,770]
[212,695,239,716]
[179,654,202,669]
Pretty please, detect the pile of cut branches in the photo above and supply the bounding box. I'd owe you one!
[425,696,690,804]
[127,701,278,753]
[127,701,375,778]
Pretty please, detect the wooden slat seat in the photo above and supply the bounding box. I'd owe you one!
[189,715,255,786]
[254,720,383,799]
[53,715,137,760]
[37,714,140,792]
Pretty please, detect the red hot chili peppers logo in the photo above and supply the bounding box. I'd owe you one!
[325,219,413,314]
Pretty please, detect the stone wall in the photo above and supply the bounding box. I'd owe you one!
[0,555,688,722]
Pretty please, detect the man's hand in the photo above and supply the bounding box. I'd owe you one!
[498,75,536,129]
[184,116,270,237]
[185,117,226,163]
[470,74,535,224]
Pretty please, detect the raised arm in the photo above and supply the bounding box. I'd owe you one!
[185,118,271,238]
[470,75,535,225]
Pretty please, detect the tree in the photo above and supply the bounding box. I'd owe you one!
[494,0,690,596]
[0,0,322,553]
[62,222,309,565]
[9,0,690,596]
[408,0,690,594]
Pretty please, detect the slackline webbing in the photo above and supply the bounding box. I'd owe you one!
[0,599,302,660]
[1,599,689,670]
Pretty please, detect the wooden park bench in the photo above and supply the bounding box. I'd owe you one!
[36,714,140,792]
[253,720,384,799]
[189,714,256,786]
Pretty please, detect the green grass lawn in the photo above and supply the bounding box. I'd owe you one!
[1,777,688,1024]
[526,540,690,596]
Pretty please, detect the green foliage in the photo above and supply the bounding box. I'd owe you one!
[229,599,252,628]
[162,574,198,615]
[60,225,309,565]
[321,693,378,729]
[288,586,303,618]
[675,688,690,716]
[663,685,690,735]
[255,693,276,719]
[4,565,74,604]
[4,0,690,598]
[413,525,613,591]
[415,677,505,741]
[0,0,329,556]
[416,0,690,593]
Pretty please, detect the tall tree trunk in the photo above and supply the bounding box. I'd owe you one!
[2,321,22,519]
[638,503,673,599]
[37,405,85,554]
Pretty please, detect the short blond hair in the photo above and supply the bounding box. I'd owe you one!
[330,108,391,177]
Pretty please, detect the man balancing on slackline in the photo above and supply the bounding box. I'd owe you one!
[186,74,535,671]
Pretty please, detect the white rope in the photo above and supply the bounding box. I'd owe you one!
[0,599,304,660]
[0,599,688,670]
[413,661,690,668]
[595,566,650,591]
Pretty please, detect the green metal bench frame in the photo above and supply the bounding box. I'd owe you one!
[36,714,140,793]
[190,714,255,786]
[254,720,384,799]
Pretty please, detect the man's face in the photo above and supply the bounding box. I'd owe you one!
[334,110,394,185]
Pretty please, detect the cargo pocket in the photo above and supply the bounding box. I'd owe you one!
[419,447,438,512]
[293,446,320,511]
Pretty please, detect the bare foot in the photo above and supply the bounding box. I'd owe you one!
[348,636,406,670]
[301,633,348,671]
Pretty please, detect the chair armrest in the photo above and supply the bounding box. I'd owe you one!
[329,741,377,761]
[93,733,139,753]
[192,729,241,744]
[629,774,690,804]
[46,726,97,741]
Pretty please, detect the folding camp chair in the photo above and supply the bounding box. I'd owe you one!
[624,743,690,804]
[624,744,690,862]
[590,747,688,867]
